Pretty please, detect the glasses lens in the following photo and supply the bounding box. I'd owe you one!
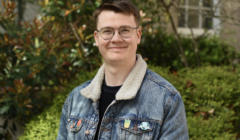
[119,26,133,38]
[100,27,114,40]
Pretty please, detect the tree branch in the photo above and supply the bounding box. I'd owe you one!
[70,23,93,72]
[160,0,189,68]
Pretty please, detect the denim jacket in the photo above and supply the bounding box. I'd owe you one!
[57,54,189,140]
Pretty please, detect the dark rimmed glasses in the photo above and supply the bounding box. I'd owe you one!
[96,25,138,40]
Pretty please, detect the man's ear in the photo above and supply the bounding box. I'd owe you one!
[94,31,99,47]
[136,29,142,45]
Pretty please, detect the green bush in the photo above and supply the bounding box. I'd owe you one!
[19,66,240,140]
[151,65,240,139]
[19,70,97,139]
[0,1,101,138]
[138,30,239,70]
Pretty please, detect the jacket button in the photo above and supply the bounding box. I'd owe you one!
[85,130,90,135]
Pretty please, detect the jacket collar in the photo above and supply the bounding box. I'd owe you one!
[80,54,147,102]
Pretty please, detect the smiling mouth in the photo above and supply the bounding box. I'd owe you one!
[109,47,127,51]
[109,47,127,49]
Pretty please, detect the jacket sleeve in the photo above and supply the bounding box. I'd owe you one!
[57,97,69,140]
[159,93,189,140]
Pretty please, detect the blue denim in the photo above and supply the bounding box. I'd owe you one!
[57,68,189,140]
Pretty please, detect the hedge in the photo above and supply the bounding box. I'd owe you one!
[18,70,97,140]
[138,32,239,70]
[19,66,240,140]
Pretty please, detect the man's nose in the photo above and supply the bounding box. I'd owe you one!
[111,31,123,42]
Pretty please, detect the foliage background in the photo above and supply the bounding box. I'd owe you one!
[19,66,240,140]
[0,0,240,139]
[0,0,101,139]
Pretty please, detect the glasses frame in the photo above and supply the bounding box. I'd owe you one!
[96,26,138,40]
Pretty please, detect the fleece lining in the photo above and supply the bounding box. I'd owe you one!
[80,54,147,102]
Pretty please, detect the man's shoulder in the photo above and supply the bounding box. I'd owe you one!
[67,79,92,99]
[144,68,178,95]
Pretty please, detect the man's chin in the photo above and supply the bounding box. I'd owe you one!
[104,57,126,64]
[109,58,125,63]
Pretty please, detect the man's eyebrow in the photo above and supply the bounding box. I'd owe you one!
[100,25,132,29]
[101,26,113,29]
[120,25,131,27]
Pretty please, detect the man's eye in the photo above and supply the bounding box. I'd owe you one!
[102,29,112,34]
[121,28,131,33]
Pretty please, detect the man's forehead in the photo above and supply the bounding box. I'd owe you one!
[98,10,131,18]
[97,11,136,27]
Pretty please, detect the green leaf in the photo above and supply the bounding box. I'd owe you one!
[40,49,47,57]
[0,105,10,114]
[95,1,100,7]
[50,54,57,64]
[0,22,7,30]
[2,98,12,102]
[57,1,64,5]
[73,60,83,67]
[29,57,42,64]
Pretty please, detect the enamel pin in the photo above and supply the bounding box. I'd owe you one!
[76,119,82,130]
[124,119,131,128]
[77,119,82,126]
[67,119,71,124]
[134,123,138,131]
[70,123,75,128]
[138,122,150,130]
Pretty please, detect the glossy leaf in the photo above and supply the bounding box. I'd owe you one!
[0,105,10,114]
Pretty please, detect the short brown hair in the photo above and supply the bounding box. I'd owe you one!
[93,0,140,28]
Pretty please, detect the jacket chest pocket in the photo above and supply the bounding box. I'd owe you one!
[66,117,86,139]
[67,117,98,140]
[119,120,154,140]
[67,117,83,132]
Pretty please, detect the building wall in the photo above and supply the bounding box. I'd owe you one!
[220,1,240,51]
[169,0,240,52]
[0,0,40,33]
[23,1,41,22]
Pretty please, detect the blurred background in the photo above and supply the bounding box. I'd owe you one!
[0,0,240,139]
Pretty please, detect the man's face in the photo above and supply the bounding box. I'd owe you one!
[94,10,141,63]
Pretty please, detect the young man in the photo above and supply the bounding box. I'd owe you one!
[57,0,189,140]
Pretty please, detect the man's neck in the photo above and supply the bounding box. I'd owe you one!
[104,56,136,86]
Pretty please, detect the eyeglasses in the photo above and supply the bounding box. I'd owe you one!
[96,26,138,40]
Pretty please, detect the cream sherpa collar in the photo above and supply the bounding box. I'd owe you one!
[80,54,147,102]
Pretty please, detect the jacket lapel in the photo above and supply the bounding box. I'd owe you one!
[80,54,147,102]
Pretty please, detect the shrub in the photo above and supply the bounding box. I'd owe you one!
[138,30,239,70]
[19,66,240,140]
[151,65,240,139]
[0,1,101,138]
[18,70,97,139]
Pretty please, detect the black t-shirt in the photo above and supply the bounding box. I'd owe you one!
[94,79,122,140]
